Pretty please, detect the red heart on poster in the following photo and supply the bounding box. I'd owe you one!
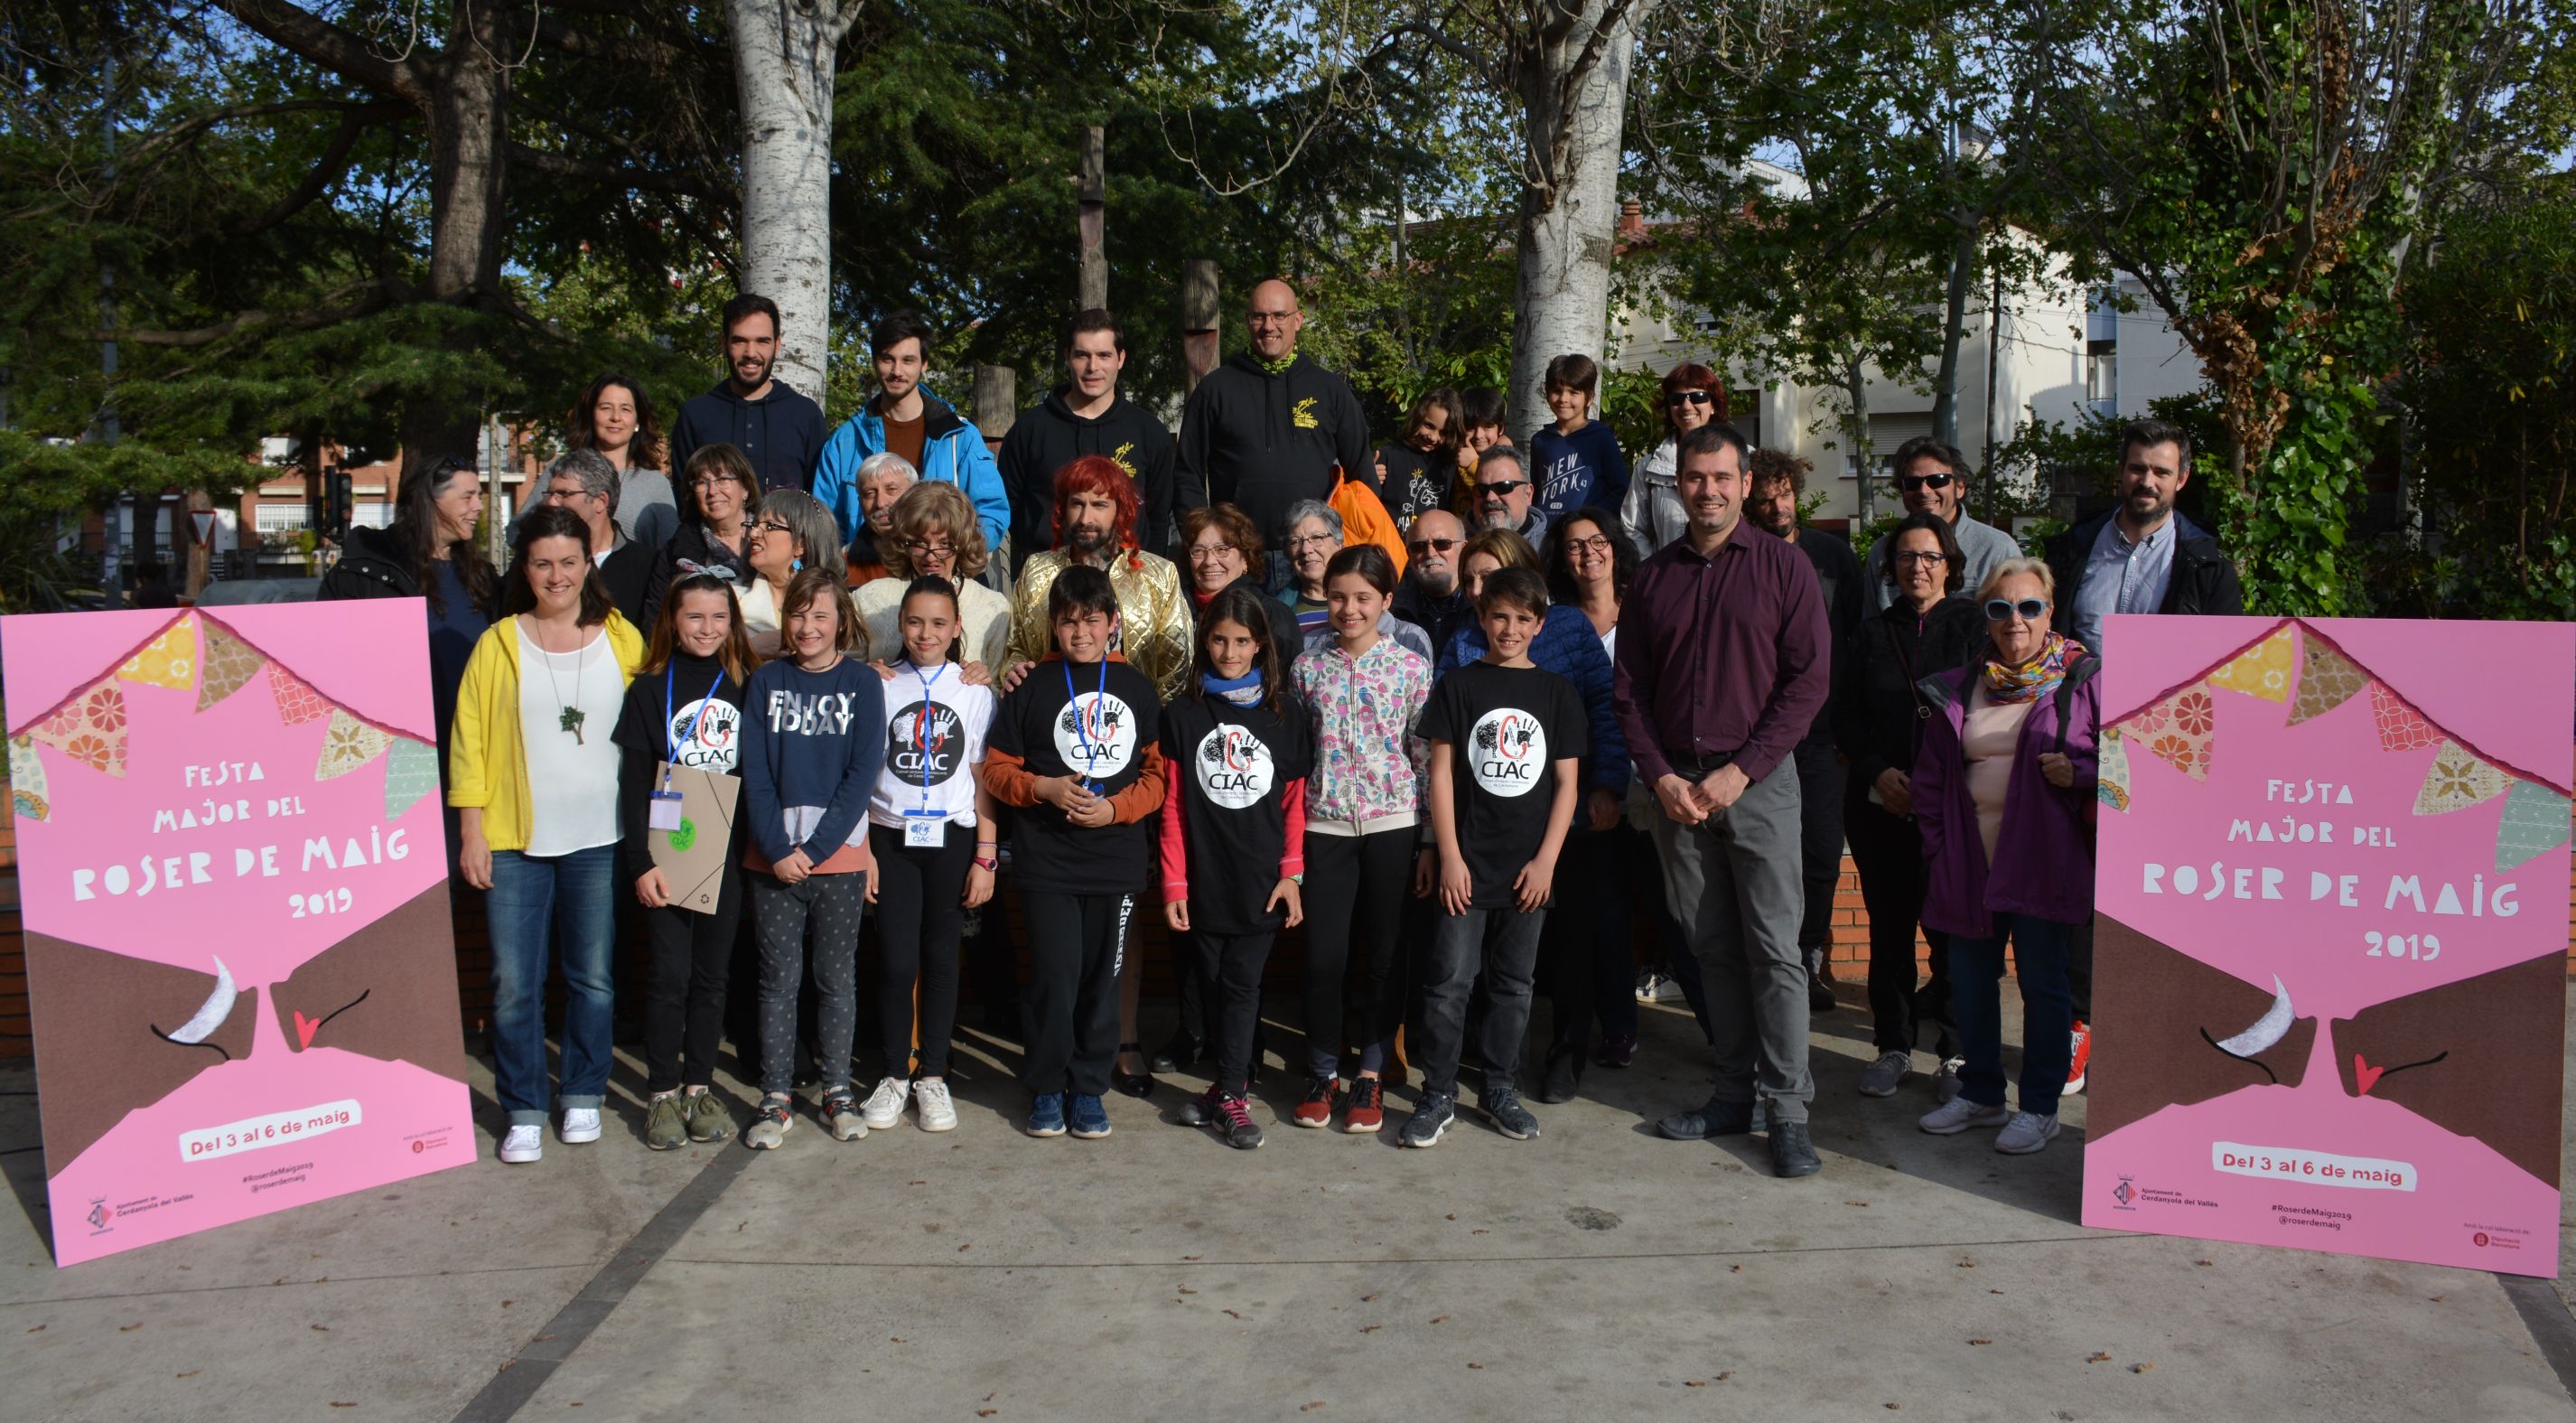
[2353,1053,2385,1096]
[294,1010,321,1048]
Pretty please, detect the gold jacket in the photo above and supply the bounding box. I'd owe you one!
[1003,548,1194,704]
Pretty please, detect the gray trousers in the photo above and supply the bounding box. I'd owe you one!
[1647,756,1814,1123]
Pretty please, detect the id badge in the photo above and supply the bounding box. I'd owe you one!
[649,790,686,832]
[903,812,945,848]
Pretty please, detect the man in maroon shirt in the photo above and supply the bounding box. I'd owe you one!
[1613,422,1832,1177]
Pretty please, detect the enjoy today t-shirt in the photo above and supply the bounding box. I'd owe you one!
[988,656,1162,894]
[868,660,996,829]
[1418,659,1586,908]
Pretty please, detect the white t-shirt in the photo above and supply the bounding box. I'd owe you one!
[867,660,997,829]
[517,623,624,856]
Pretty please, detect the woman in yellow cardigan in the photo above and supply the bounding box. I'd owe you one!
[449,503,647,1166]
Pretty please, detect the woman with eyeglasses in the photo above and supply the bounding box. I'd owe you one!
[1909,558,2097,1156]
[1181,503,1303,673]
[643,444,761,628]
[739,491,849,661]
[856,482,1013,670]
[1623,363,1725,555]
[1832,511,1984,1103]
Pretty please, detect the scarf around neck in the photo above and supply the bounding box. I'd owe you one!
[1201,669,1265,707]
[1255,351,1297,376]
[1983,631,2084,703]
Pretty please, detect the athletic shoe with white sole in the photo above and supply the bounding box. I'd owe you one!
[861,1076,911,1131]
[744,1094,795,1149]
[1858,1050,1911,1098]
[1401,1091,1457,1148]
[1918,1098,2010,1135]
[499,1124,544,1164]
[820,1090,869,1141]
[1934,1057,1966,1102]
[913,1078,957,1132]
[1994,1111,2060,1155]
[558,1106,602,1144]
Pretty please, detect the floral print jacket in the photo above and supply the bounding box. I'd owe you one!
[1293,636,1433,829]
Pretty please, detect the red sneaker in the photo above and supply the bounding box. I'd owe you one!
[2067,1020,2092,1094]
[1342,1076,1386,1133]
[1293,1074,1338,1128]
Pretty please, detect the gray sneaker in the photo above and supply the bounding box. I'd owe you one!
[820,1090,869,1141]
[1934,1057,1965,1102]
[1994,1111,2060,1155]
[1484,1083,1540,1140]
[684,1090,732,1142]
[644,1093,689,1151]
[743,1094,794,1150]
[1401,1091,1457,1148]
[1858,1051,1911,1098]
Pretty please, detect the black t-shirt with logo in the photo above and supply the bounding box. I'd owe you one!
[1418,660,1587,908]
[611,651,750,884]
[1161,693,1312,935]
[988,656,1162,894]
[1377,443,1456,526]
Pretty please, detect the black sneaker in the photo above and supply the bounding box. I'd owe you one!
[1400,1091,1457,1148]
[1484,1083,1541,1140]
[1174,1086,1219,1129]
[1656,1094,1758,1141]
[1536,1056,1578,1104]
[1769,1119,1823,1177]
[1213,1093,1265,1150]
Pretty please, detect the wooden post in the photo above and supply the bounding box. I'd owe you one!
[1077,125,1107,311]
[971,365,1016,454]
[182,490,211,598]
[1182,260,1220,392]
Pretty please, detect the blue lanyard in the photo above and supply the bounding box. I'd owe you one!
[1063,657,1110,791]
[909,660,947,812]
[661,663,724,784]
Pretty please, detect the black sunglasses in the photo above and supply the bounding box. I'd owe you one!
[1666,390,1714,407]
[1899,472,1956,492]
[1984,597,2048,622]
[1478,481,1528,497]
[1406,537,1460,555]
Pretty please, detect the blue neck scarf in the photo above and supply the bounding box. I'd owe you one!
[1200,669,1265,707]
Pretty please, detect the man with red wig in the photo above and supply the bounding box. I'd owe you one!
[1001,455,1192,706]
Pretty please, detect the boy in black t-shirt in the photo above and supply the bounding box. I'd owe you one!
[1407,566,1585,1147]
[981,566,1168,1140]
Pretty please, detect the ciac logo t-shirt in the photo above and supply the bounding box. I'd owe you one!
[868,663,996,829]
[1419,660,1586,908]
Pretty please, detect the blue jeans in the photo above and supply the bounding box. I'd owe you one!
[486,844,619,1126]
[1950,913,2076,1118]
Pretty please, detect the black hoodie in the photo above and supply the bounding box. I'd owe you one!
[1176,351,1375,547]
[669,377,827,494]
[999,387,1192,572]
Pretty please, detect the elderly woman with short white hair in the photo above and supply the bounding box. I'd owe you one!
[844,451,919,585]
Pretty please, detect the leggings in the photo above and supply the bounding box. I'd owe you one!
[1191,931,1276,1095]
[1539,821,1643,1078]
[641,860,743,1094]
[1299,828,1415,1077]
[1843,786,1955,1056]
[748,870,866,1097]
[868,823,974,1080]
[1022,890,1134,1096]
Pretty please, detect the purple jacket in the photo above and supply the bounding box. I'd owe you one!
[1912,657,2101,938]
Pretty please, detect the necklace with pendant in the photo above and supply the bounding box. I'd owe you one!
[539,622,590,744]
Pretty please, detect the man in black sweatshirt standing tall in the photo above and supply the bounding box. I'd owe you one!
[668,294,828,495]
[1178,278,1375,590]
[1000,308,1194,574]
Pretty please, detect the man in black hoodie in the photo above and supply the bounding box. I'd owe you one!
[668,293,827,494]
[1177,278,1375,589]
[1000,308,1194,573]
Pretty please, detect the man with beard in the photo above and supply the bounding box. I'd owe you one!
[1470,446,1550,546]
[1177,278,1375,586]
[2042,417,2243,1096]
[1859,436,2021,613]
[1001,308,1192,572]
[1744,450,1862,1016]
[813,309,1009,557]
[1618,423,1832,1178]
[1000,455,1192,706]
[1392,509,1475,651]
[669,294,827,493]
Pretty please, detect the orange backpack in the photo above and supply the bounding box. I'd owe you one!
[1330,467,1408,578]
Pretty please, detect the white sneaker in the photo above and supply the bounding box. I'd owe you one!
[1858,1050,1911,1098]
[499,1125,544,1164]
[861,1076,911,1131]
[1918,1098,2010,1135]
[1995,1111,2060,1155]
[558,1107,602,1144]
[914,1078,957,1132]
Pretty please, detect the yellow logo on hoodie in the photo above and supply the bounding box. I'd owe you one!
[1110,441,1138,479]
[1292,397,1320,430]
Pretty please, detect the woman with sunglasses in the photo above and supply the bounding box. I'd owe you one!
[1832,511,1984,1103]
[1909,559,2098,1156]
[1623,364,1724,555]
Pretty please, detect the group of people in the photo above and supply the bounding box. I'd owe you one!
[315,276,2244,1175]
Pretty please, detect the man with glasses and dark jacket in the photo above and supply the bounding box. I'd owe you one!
[1860,437,2020,613]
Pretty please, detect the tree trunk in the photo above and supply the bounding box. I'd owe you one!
[1845,354,1876,526]
[397,6,511,467]
[1929,222,1976,449]
[731,0,858,402]
[1507,1,1648,442]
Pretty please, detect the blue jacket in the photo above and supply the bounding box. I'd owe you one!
[811,389,1007,552]
[1436,604,1629,795]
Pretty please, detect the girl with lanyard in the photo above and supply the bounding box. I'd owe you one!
[613,573,756,1149]
[856,577,999,1134]
[1160,584,1311,1149]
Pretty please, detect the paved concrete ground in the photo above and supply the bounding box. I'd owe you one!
[4,994,2573,1422]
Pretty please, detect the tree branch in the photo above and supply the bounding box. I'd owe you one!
[505,142,724,200]
[93,280,398,348]
[212,0,427,104]
[231,101,410,237]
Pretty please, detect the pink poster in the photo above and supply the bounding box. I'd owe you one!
[3,602,476,1266]
[2082,614,2575,1276]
